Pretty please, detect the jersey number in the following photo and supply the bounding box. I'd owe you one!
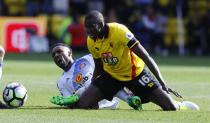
[138,74,154,88]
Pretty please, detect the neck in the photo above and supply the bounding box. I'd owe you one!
[98,29,105,39]
[98,24,108,39]
[64,59,74,72]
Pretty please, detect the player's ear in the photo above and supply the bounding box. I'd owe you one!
[68,51,71,57]
[68,48,72,57]
[98,22,104,32]
[101,21,105,27]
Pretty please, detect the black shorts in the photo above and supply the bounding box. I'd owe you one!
[92,72,124,101]
[92,69,160,103]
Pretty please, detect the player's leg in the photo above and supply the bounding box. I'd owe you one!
[76,84,104,109]
[151,93,200,111]
[97,88,141,109]
[115,88,142,110]
[149,87,178,110]
[77,72,124,109]
[0,46,7,109]
[0,46,5,79]
[98,97,120,109]
[51,84,103,109]
[125,69,178,111]
[146,73,199,110]
[51,72,124,109]
[0,46,5,60]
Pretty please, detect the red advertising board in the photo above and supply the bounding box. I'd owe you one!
[0,17,47,53]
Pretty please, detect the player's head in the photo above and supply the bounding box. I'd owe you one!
[84,10,105,40]
[51,43,73,70]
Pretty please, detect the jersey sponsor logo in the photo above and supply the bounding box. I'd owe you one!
[83,76,88,82]
[102,52,118,65]
[75,73,83,83]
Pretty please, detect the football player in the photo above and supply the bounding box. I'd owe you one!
[50,43,142,110]
[0,46,8,109]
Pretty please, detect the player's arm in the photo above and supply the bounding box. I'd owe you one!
[131,42,169,93]
[92,58,103,80]
[119,25,168,92]
[129,39,182,98]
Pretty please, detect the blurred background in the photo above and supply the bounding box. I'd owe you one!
[0,0,209,56]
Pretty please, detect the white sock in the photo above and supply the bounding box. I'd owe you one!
[115,89,130,102]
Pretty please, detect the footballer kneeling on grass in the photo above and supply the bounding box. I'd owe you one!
[51,10,199,111]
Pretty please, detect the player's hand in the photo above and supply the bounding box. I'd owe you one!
[168,88,183,98]
[161,85,170,94]
[50,95,79,106]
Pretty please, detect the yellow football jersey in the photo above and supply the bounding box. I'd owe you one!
[87,23,145,81]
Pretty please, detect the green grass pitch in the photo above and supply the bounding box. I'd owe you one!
[0,53,210,123]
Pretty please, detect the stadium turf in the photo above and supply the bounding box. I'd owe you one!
[0,53,209,123]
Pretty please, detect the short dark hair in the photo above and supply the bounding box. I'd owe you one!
[51,43,72,53]
[85,10,104,25]
[53,43,70,48]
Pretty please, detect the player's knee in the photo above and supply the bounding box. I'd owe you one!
[162,102,177,111]
[150,87,178,111]
[76,84,103,109]
[0,46,5,58]
[158,95,178,111]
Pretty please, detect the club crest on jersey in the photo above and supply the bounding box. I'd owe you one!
[75,73,83,83]
[74,73,90,84]
[102,52,118,65]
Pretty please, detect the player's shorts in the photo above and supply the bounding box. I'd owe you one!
[92,69,160,103]
[92,72,124,101]
[124,69,161,103]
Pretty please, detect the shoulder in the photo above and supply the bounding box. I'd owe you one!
[77,54,93,62]
[87,36,94,47]
[87,36,93,42]
[81,54,93,61]
[108,22,134,41]
[75,54,94,68]
[108,23,129,32]
[108,23,132,38]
